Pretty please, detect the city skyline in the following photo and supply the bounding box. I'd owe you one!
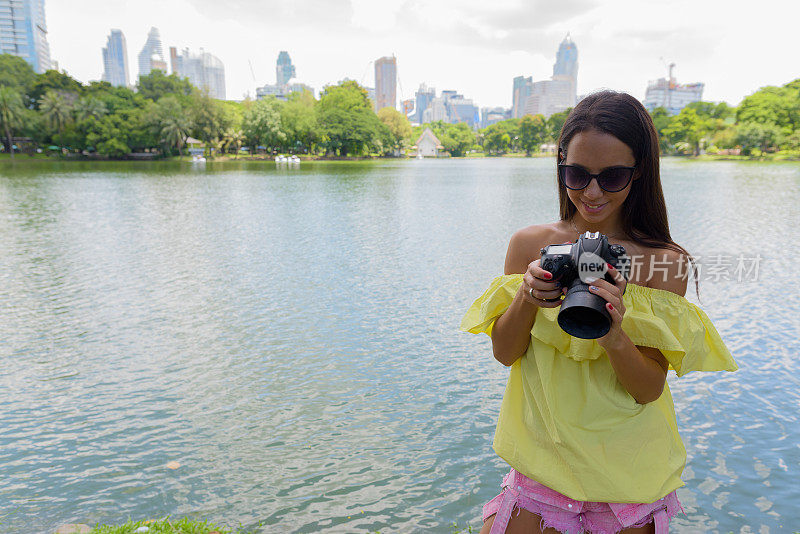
[41,0,798,109]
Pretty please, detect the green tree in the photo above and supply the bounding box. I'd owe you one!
[518,114,547,155]
[39,90,73,150]
[190,91,232,154]
[84,113,136,157]
[84,81,144,115]
[483,127,511,155]
[649,106,673,153]
[316,80,384,156]
[208,136,225,159]
[546,108,571,142]
[242,96,285,154]
[96,137,130,158]
[137,70,194,102]
[74,96,108,122]
[709,124,739,150]
[423,121,476,157]
[0,53,37,96]
[279,90,317,152]
[662,107,708,155]
[162,115,191,157]
[685,101,734,120]
[736,122,783,156]
[223,128,245,158]
[736,85,798,133]
[0,86,25,158]
[152,95,191,156]
[377,107,412,153]
[29,69,82,107]
[441,122,475,157]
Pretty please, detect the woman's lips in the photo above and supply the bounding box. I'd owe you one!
[582,201,607,213]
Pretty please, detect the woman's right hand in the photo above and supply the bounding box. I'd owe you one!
[523,259,567,308]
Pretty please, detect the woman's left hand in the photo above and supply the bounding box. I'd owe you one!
[587,263,628,347]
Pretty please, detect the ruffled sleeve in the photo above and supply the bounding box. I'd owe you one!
[460,274,523,337]
[622,283,738,377]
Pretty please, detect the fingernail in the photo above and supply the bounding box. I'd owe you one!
[607,303,613,310]
[607,263,614,270]
[543,272,552,279]
[589,285,597,291]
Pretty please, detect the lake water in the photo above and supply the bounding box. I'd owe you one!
[0,158,798,533]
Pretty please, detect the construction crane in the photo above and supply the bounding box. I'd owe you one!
[360,60,374,86]
[658,57,676,110]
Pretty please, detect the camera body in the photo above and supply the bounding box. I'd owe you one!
[539,231,631,339]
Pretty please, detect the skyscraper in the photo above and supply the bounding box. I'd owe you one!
[553,33,578,108]
[414,83,435,124]
[137,27,165,78]
[512,76,532,119]
[256,51,312,101]
[102,29,129,87]
[553,33,578,79]
[512,35,578,118]
[374,55,397,112]
[171,47,226,99]
[0,0,52,73]
[276,51,295,86]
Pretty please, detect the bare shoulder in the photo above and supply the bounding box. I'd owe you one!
[504,222,562,275]
[642,245,690,297]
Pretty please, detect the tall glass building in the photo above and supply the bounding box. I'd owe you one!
[137,26,165,78]
[102,29,129,87]
[374,55,397,112]
[553,33,578,79]
[276,51,295,86]
[512,75,532,118]
[171,47,226,100]
[511,35,578,119]
[0,0,51,73]
[414,83,435,124]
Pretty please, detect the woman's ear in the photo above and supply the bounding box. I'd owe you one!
[557,147,565,164]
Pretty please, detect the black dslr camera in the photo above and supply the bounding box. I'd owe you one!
[539,231,631,339]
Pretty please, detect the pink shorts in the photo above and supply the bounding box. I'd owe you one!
[482,468,685,534]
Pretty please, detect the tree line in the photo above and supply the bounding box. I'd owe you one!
[0,53,408,159]
[0,53,797,159]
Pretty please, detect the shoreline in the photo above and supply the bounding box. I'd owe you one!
[1,153,798,164]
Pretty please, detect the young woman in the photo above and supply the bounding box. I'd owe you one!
[461,91,738,534]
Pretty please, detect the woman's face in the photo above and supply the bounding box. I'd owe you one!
[561,129,637,224]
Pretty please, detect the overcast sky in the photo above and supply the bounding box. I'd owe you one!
[47,0,796,109]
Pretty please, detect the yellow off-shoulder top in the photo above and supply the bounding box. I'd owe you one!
[460,274,738,503]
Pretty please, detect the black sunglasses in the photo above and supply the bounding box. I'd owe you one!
[558,164,636,193]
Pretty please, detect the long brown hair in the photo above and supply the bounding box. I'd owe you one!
[556,90,700,299]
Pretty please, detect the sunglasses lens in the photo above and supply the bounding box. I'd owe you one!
[561,166,589,189]
[598,168,633,191]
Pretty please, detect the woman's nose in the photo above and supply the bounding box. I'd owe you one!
[584,178,604,198]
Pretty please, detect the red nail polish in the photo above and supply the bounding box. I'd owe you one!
[607,263,614,270]
[607,303,613,310]
[544,272,552,279]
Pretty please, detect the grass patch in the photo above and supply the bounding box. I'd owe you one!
[85,517,252,534]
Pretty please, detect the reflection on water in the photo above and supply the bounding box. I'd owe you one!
[0,158,798,533]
